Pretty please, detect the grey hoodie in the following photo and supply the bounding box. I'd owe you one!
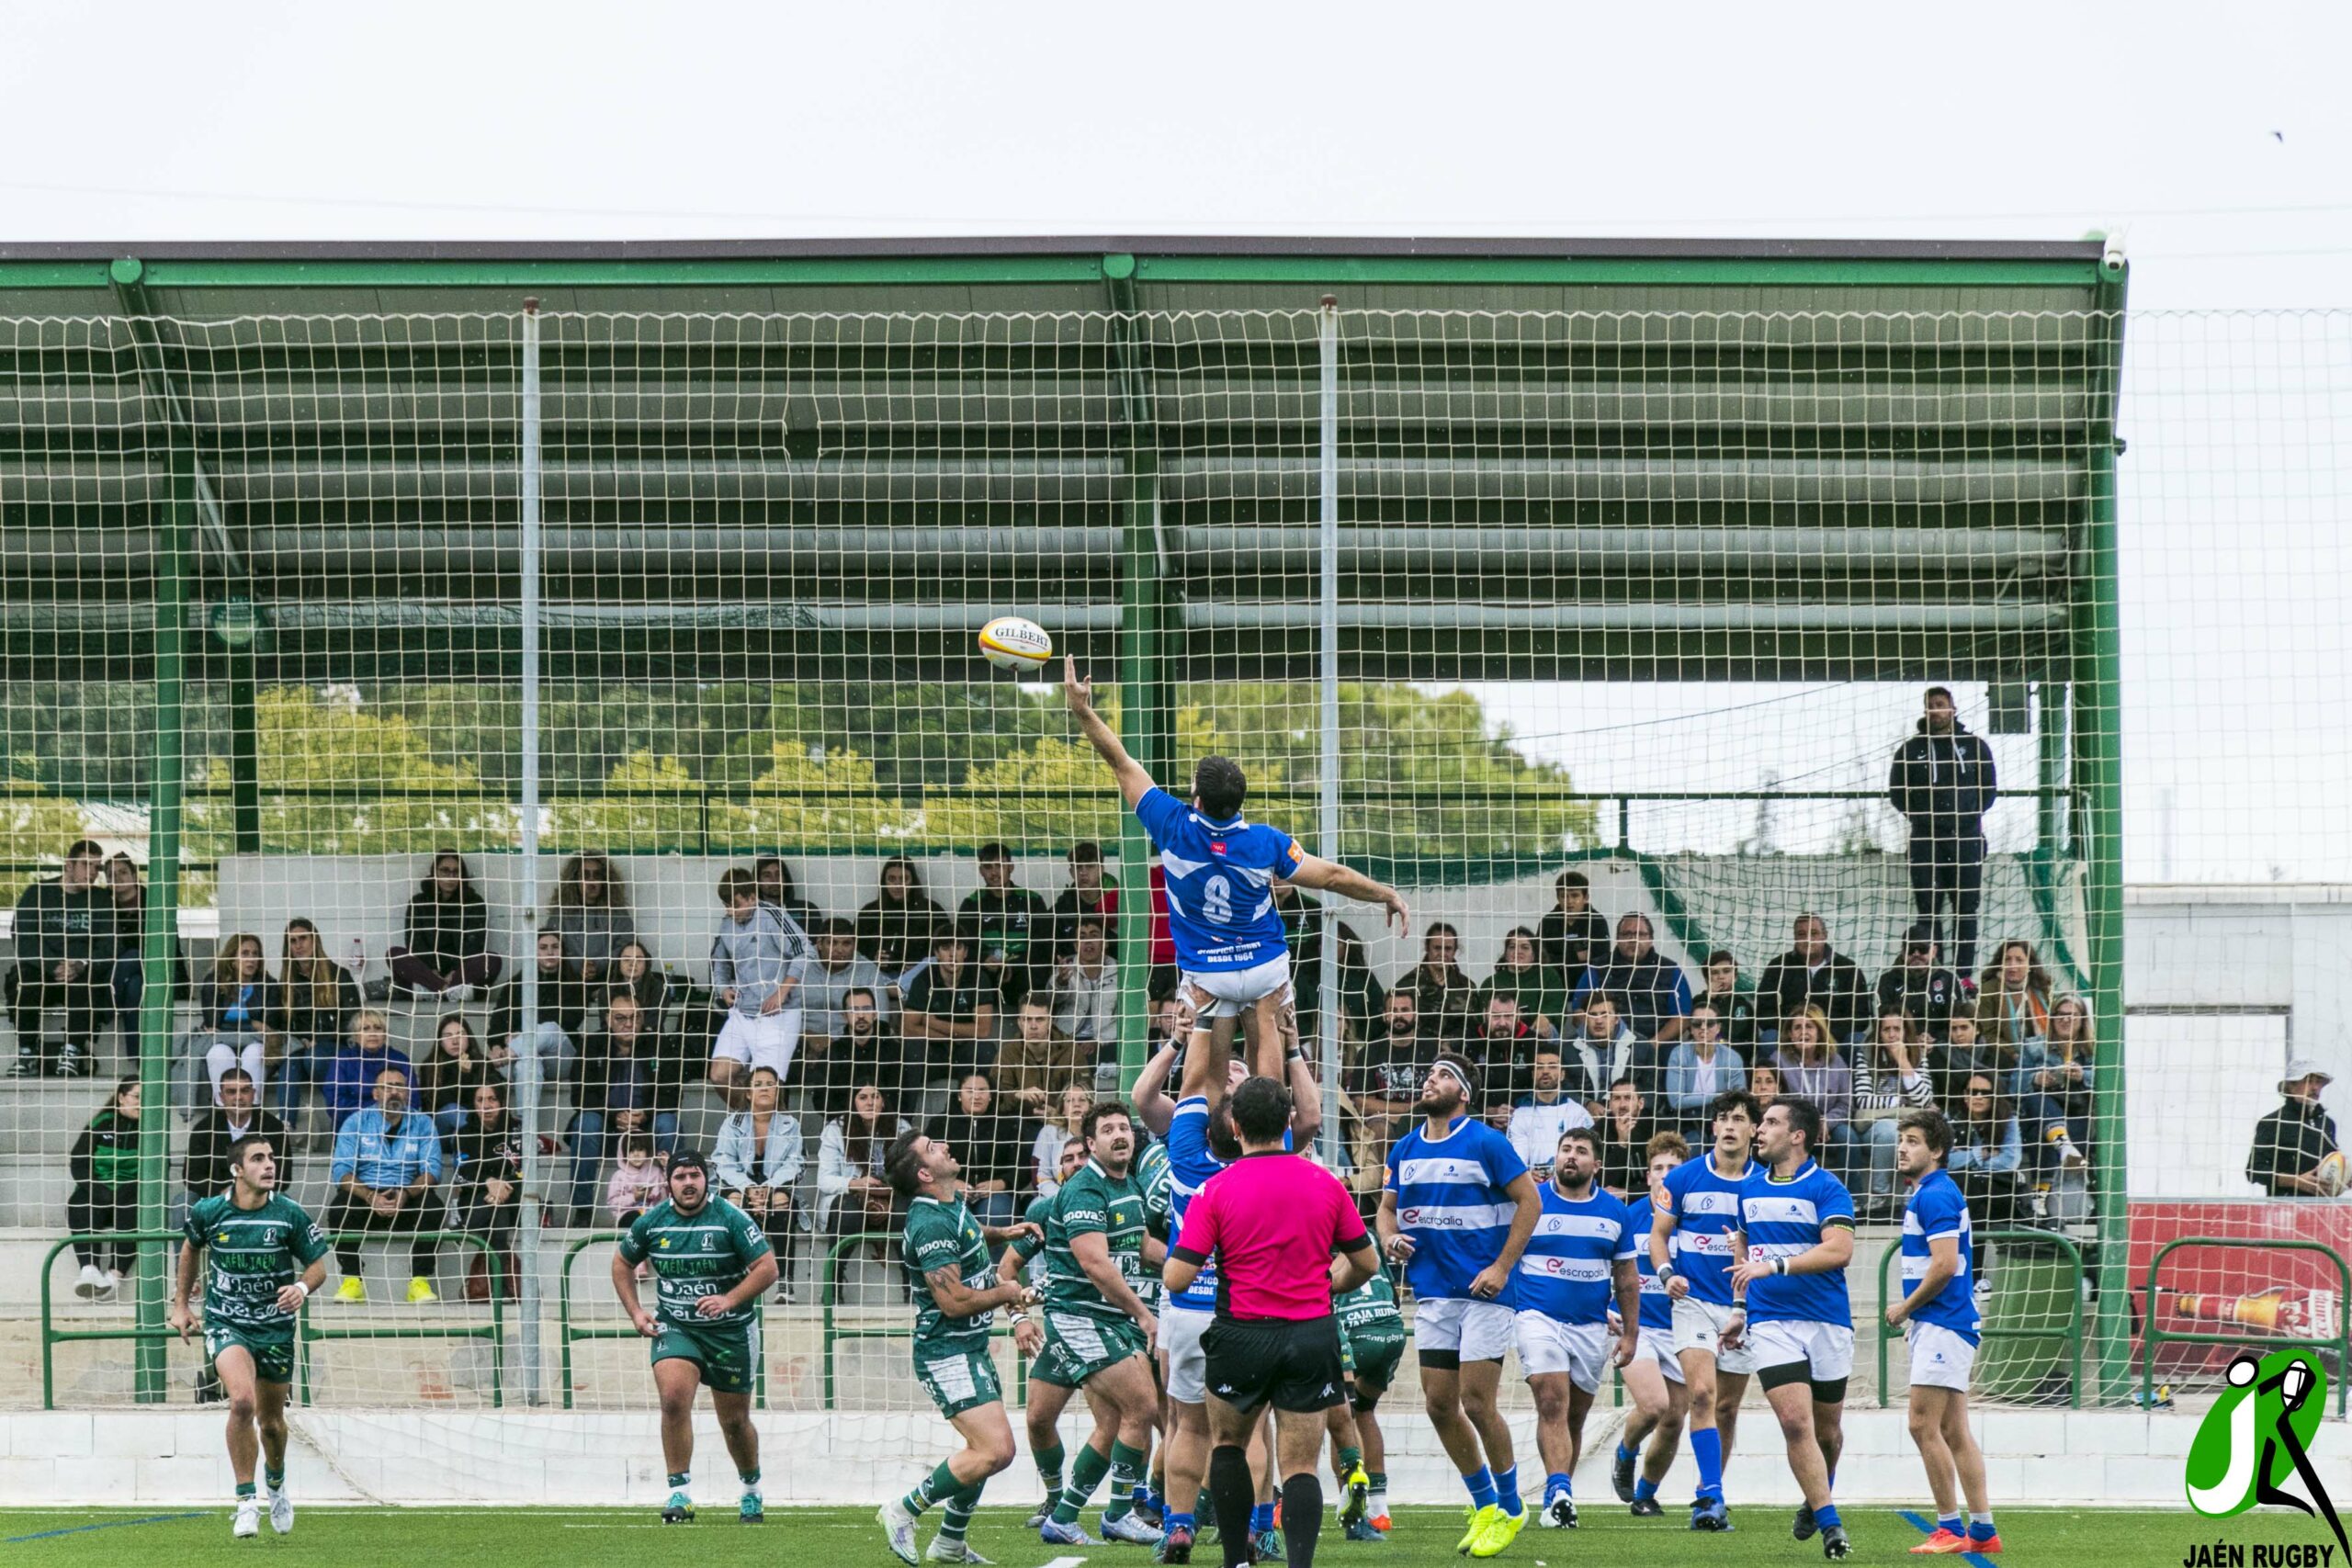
[710,902,812,1018]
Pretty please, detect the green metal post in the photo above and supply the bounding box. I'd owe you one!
[1105,254,1164,1089]
[2037,682,2068,855]
[229,657,261,852]
[2078,263,2132,1402]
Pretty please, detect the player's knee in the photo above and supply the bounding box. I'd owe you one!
[1906,1404,1939,1442]
[228,1392,258,1424]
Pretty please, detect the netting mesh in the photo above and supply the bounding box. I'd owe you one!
[2,305,2346,1459]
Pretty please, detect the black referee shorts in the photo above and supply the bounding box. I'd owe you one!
[1202,1314,1346,1416]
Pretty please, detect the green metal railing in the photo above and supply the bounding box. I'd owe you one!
[557,1230,768,1410]
[2142,1236,2352,1417]
[820,1230,1034,1411]
[1876,1229,2086,1408]
[40,1229,506,1409]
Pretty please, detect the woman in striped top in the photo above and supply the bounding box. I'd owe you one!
[1857,1010,1936,1218]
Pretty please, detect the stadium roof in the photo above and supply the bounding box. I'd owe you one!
[0,235,2126,685]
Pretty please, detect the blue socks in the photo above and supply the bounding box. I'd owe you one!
[1634,1475,1658,1503]
[1496,1466,1523,1517]
[1168,1512,1195,1535]
[1544,1472,1572,1503]
[1939,1514,1964,1537]
[1816,1504,1843,1530]
[1970,1514,1999,1542]
[1615,1441,1635,1464]
[1250,1503,1274,1535]
[1462,1466,1498,1510]
[1690,1427,1724,1499]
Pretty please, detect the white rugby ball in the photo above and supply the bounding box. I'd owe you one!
[2317,1149,2347,1198]
[978,615,1053,672]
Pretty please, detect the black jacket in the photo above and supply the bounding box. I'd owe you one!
[1877,964,1960,1036]
[185,1108,292,1196]
[487,963,591,1043]
[1539,908,1611,977]
[13,877,113,974]
[400,889,491,972]
[2246,1099,2339,1197]
[1889,720,1997,829]
[1758,949,1874,1043]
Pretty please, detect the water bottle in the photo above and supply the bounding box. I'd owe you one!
[345,935,368,978]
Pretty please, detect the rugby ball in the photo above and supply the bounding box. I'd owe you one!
[2317,1149,2347,1198]
[978,615,1053,672]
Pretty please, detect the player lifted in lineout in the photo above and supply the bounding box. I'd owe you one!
[1064,657,1408,1088]
[170,1134,331,1540]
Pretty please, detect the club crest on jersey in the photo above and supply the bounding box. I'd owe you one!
[1209,840,1227,855]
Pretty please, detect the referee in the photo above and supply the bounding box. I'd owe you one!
[1166,1077,1377,1568]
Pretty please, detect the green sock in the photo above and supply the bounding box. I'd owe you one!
[740,1467,761,1490]
[904,1459,962,1515]
[1339,1446,1363,1474]
[941,1481,985,1543]
[264,1466,286,1491]
[235,1482,257,1500]
[1052,1443,1113,1525]
[1104,1440,1145,1522]
[1369,1471,1387,1498]
[1035,1439,1066,1494]
[668,1472,690,1491]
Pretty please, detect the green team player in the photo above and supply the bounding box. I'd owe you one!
[1035,1101,1166,1547]
[1331,1251,1407,1539]
[169,1133,331,1540]
[611,1149,779,1525]
[1003,1137,1106,1528]
[876,1128,1047,1564]
[1134,1129,1172,1526]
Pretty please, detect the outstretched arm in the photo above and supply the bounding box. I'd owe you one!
[1063,658,1156,809]
[1285,852,1410,934]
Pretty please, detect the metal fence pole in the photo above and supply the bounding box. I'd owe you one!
[515,298,547,1404]
[1317,298,1342,1162]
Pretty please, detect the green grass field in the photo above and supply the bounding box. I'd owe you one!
[0,1505,2333,1566]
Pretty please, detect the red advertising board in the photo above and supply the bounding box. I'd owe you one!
[2128,1200,2352,1383]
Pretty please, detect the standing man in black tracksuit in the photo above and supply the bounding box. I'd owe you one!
[1888,689,1998,982]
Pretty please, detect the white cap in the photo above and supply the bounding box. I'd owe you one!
[2279,1056,2335,1094]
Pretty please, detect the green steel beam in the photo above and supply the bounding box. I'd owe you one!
[0,261,117,289]
[1133,256,2106,288]
[2038,680,2069,855]
[123,255,1108,289]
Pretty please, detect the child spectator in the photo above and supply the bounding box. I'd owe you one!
[1538,869,1611,976]
[387,851,503,999]
[607,1130,669,1225]
[707,866,811,1107]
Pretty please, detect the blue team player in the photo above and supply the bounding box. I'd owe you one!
[1063,657,1408,1085]
[1611,1131,1692,1517]
[1649,1089,1761,1531]
[1729,1097,1857,1562]
[1379,1055,1543,1559]
[1884,1108,1999,1557]
[1512,1126,1639,1531]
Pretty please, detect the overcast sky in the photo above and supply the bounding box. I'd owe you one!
[4,1,2348,883]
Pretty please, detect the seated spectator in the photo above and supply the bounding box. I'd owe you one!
[1664,1005,1746,1135]
[1400,921,1479,1041]
[800,917,890,1047]
[994,997,1089,1120]
[386,851,503,1000]
[1596,1077,1658,1200]
[927,1070,1026,1232]
[486,931,592,1076]
[1032,1082,1095,1196]
[269,917,358,1120]
[65,1074,141,1299]
[712,1066,803,1299]
[417,1013,503,1138]
[611,942,689,1152]
[104,851,187,1054]
[322,1010,413,1130]
[1505,1046,1594,1179]
[1855,1009,1936,1216]
[707,865,811,1109]
[1049,840,1120,961]
[961,842,1048,1010]
[1537,868,1611,977]
[1748,1061,1784,1116]
[801,985,901,1117]
[1697,950,1760,1049]
[2017,996,2094,1186]
[854,855,947,989]
[607,1131,668,1225]
[569,992,667,1224]
[451,1080,523,1301]
[1321,920,1385,1050]
[2246,1058,2341,1198]
[1467,994,1535,1115]
[1049,914,1119,1068]
[1877,924,1959,1041]
[1946,1073,2026,1239]
[817,1079,911,1243]
[1347,990,1433,1150]
[191,931,279,1109]
[1978,938,2054,1049]
[185,1067,289,1201]
[8,839,113,1081]
[326,1066,445,1303]
[753,855,822,935]
[1475,927,1569,1043]
[1569,991,1662,1112]
[1150,993,1193,1056]
[1771,1005,1856,1184]
[1571,913,1693,1045]
[899,926,995,1087]
[1931,1001,2011,1109]
[543,852,637,985]
[1757,913,1872,1044]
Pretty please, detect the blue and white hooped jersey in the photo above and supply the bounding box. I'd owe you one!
[1385,1115,1530,1303]
[1901,1168,1981,1345]
[1740,1157,1855,1327]
[1657,1154,1756,1308]
[1135,786,1302,973]
[1632,1198,1674,1332]
[1516,1184,1636,1327]
[1162,1097,1228,1313]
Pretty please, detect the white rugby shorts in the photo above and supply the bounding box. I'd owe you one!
[1747,1317,1856,1384]
[1669,1294,1758,1376]
[1905,1321,1976,1393]
[1514,1312,1609,1393]
[1159,1303,1214,1404]
[1413,1296,1515,1363]
[712,1009,802,1077]
[1638,1325,1686,1385]
[1178,954,1292,1021]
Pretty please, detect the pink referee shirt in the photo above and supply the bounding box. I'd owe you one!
[1170,1150,1370,1321]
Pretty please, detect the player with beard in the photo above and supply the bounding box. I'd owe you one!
[1650,1089,1760,1531]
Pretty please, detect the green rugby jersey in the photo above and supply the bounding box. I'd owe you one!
[1011,1189,1057,1282]
[902,1192,997,1352]
[1044,1158,1151,1322]
[1136,1140,1171,1306]
[183,1192,330,1331]
[617,1195,771,1330]
[1334,1259,1403,1337]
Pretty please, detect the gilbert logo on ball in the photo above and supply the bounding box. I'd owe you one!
[978,615,1053,672]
